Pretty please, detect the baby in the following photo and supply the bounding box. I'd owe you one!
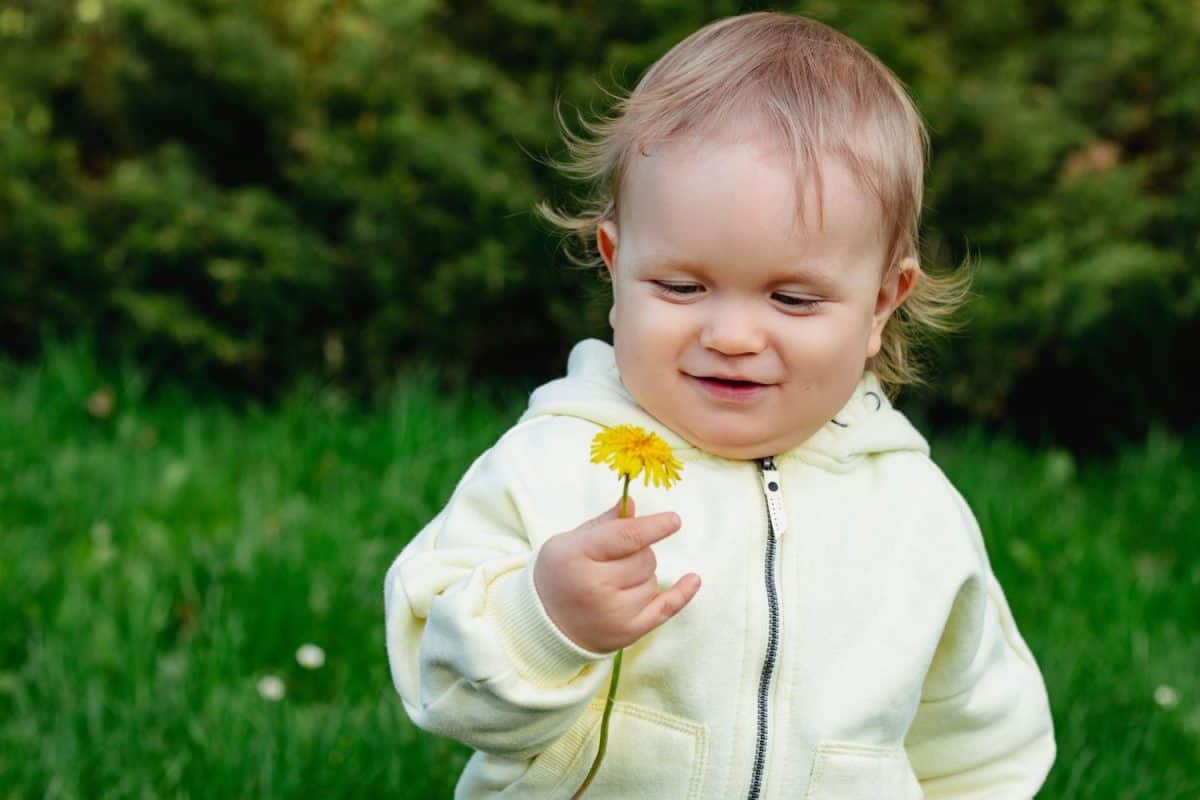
[385,12,1054,799]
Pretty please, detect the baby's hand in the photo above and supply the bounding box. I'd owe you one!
[533,497,701,653]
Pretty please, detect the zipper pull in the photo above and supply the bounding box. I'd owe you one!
[759,457,789,538]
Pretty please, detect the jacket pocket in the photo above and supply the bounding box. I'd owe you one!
[805,741,923,800]
[500,698,708,799]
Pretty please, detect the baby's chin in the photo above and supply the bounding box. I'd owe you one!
[671,420,817,461]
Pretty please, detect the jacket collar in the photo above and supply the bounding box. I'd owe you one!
[520,339,928,470]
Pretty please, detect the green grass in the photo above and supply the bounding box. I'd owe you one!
[1,342,1197,798]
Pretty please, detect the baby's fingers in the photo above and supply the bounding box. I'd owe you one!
[585,511,681,562]
[629,573,701,639]
[583,495,636,526]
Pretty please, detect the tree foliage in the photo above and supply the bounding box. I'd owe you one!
[1,0,1196,443]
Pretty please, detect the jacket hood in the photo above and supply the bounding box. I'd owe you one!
[519,339,928,470]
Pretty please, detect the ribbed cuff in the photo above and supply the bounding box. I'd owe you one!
[486,560,612,686]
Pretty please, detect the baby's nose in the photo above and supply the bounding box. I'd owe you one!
[699,301,767,355]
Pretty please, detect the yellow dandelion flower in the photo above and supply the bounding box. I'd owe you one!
[590,424,683,489]
[575,424,684,799]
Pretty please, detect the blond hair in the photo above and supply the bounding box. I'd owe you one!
[539,11,970,396]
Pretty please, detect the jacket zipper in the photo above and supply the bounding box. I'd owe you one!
[746,456,789,800]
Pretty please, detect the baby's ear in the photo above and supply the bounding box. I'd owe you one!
[597,221,620,278]
[875,257,919,317]
[881,256,919,314]
[868,257,919,357]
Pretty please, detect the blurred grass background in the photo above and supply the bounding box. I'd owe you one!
[1,344,1198,797]
[2,0,1199,796]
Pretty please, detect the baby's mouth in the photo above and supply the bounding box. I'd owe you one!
[688,373,772,401]
[704,377,762,388]
[691,372,767,386]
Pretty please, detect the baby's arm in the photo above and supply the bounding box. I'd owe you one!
[384,425,608,760]
[383,418,697,761]
[904,485,1056,798]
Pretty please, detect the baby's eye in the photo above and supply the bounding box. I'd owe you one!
[652,281,704,296]
[773,293,821,311]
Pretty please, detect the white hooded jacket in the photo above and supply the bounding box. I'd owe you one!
[384,339,1055,799]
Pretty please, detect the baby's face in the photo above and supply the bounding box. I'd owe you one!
[598,124,911,460]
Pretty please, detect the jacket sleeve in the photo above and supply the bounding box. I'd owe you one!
[383,422,613,760]
[905,487,1056,799]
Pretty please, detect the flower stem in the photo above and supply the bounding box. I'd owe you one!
[572,649,623,799]
[571,474,632,799]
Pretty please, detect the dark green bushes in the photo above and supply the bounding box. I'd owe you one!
[2,1,1196,444]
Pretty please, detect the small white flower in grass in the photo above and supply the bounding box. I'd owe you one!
[85,386,115,418]
[296,643,326,670]
[1154,685,1179,710]
[257,675,286,702]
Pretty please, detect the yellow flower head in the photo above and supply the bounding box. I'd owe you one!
[590,424,683,489]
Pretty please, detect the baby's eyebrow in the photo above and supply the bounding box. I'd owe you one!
[640,257,837,290]
[639,257,699,275]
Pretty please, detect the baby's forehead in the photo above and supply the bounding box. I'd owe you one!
[616,135,889,275]
[619,126,887,242]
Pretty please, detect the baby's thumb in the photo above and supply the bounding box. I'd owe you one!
[591,494,636,523]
